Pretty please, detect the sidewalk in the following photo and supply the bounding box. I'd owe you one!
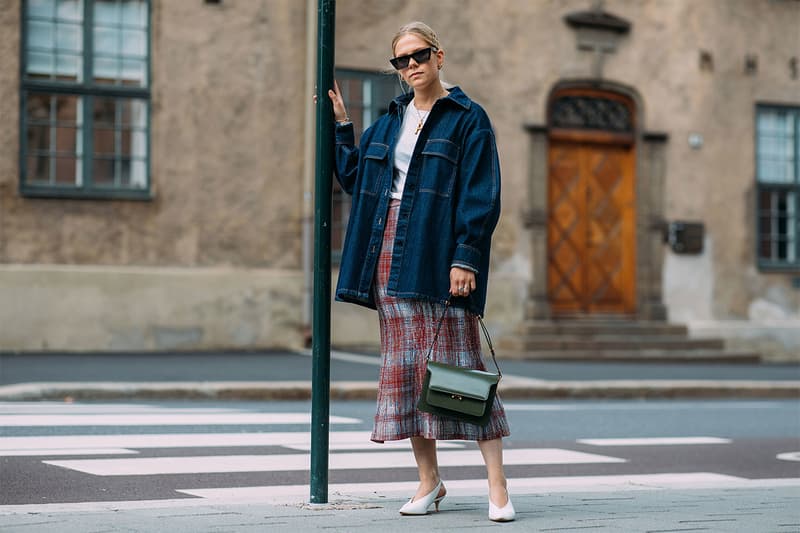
[0,350,798,401]
[2,484,798,532]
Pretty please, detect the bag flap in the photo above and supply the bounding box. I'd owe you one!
[426,361,499,401]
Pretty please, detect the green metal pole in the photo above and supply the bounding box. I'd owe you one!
[310,0,335,505]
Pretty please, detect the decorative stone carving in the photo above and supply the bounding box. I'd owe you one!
[563,3,632,78]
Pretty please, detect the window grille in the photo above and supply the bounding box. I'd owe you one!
[756,105,800,270]
[550,95,633,133]
[20,0,151,199]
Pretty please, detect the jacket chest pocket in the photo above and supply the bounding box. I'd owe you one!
[419,139,459,198]
[361,142,390,196]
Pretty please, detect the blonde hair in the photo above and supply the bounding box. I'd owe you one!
[389,21,453,90]
[391,21,442,54]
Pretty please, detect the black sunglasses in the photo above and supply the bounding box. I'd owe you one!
[389,47,435,70]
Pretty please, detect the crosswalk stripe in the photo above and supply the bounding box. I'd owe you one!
[6,401,794,515]
[577,437,733,446]
[0,448,138,457]
[0,401,782,415]
[776,452,800,462]
[0,431,373,451]
[43,448,626,476]
[0,413,361,427]
[282,441,466,451]
[0,402,240,414]
[0,431,466,455]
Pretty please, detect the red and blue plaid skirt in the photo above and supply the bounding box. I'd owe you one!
[370,200,510,443]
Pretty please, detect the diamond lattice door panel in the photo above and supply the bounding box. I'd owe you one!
[547,141,636,315]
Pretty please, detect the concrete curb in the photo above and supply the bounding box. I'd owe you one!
[496,351,762,363]
[0,379,798,401]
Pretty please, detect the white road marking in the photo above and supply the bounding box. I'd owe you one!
[0,402,240,414]
[283,441,465,451]
[0,431,468,454]
[0,413,361,427]
[577,437,732,446]
[4,401,793,516]
[0,448,138,457]
[42,448,626,476]
[777,451,800,462]
[0,431,372,451]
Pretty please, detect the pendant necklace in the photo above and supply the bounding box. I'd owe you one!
[412,100,429,135]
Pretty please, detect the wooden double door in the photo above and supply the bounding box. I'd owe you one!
[547,136,637,315]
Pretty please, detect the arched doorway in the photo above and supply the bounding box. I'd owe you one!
[546,88,637,316]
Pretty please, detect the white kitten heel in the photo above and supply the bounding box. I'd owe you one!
[399,479,446,515]
[488,488,515,522]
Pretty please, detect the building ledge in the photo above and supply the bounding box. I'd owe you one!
[564,9,631,34]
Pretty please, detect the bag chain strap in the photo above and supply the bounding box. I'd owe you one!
[425,298,502,378]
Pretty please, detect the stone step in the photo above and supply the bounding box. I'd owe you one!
[519,321,689,337]
[500,336,725,352]
[495,349,761,363]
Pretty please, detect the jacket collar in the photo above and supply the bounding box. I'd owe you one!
[389,85,471,113]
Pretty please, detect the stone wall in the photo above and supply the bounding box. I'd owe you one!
[0,1,20,262]
[332,0,800,358]
[0,265,304,351]
[1,0,307,269]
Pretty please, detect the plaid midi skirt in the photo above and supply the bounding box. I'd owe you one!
[370,199,510,443]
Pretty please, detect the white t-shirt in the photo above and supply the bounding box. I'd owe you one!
[391,100,427,200]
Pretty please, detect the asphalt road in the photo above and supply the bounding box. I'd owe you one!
[2,351,799,384]
[2,398,798,507]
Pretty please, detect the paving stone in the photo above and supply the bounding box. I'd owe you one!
[2,488,799,532]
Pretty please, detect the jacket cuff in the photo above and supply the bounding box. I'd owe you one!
[451,244,481,274]
[335,122,355,144]
[450,262,478,274]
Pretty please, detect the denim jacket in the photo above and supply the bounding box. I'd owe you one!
[333,86,501,316]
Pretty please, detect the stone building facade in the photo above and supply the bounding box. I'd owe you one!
[0,0,798,359]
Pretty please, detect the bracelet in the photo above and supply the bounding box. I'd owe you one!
[336,116,351,124]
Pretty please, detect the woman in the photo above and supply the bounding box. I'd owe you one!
[326,21,514,522]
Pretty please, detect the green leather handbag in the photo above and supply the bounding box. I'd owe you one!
[417,300,502,426]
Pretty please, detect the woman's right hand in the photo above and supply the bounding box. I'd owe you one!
[327,80,349,122]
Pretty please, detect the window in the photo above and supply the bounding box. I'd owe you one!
[756,105,800,270]
[332,69,401,260]
[20,0,150,199]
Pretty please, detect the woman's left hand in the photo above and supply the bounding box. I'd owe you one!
[450,267,476,297]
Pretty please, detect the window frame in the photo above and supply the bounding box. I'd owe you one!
[331,68,401,262]
[755,102,800,272]
[19,0,152,201]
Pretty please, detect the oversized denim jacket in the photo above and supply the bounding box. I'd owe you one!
[333,86,501,316]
